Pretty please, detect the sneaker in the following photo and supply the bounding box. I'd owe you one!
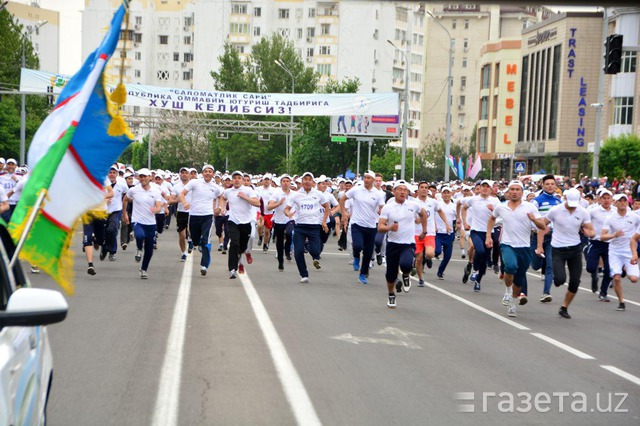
[30,265,40,274]
[598,293,610,302]
[135,250,142,262]
[418,279,425,287]
[437,272,444,280]
[558,307,571,319]
[425,258,433,269]
[246,253,253,264]
[395,280,403,293]
[382,256,386,266]
[180,254,187,262]
[539,294,552,303]
[376,253,383,265]
[507,305,517,317]
[188,241,194,254]
[222,247,227,255]
[469,272,478,285]
[410,267,417,277]
[300,276,309,283]
[338,246,344,252]
[99,248,107,261]
[218,244,223,252]
[353,258,360,271]
[461,248,466,259]
[616,303,626,311]
[591,281,598,293]
[473,282,481,292]
[258,237,263,246]
[519,294,528,306]
[238,264,245,274]
[358,274,368,284]
[369,260,374,269]
[108,254,116,261]
[197,245,202,253]
[278,264,284,271]
[502,294,512,306]
[462,263,472,284]
[229,270,237,279]
[402,274,411,293]
[87,266,96,276]
[201,266,207,276]
[493,264,500,274]
[286,253,292,261]
[263,244,269,253]
[387,294,397,308]
[165,224,169,230]
[121,243,127,251]
[140,269,148,279]
[313,259,321,269]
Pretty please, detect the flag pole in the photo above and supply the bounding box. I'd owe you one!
[9,189,47,269]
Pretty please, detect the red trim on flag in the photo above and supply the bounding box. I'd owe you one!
[99,53,108,60]
[54,92,80,111]
[42,210,72,233]
[68,146,104,189]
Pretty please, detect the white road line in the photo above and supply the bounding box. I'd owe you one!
[600,365,640,387]
[530,332,595,359]
[239,273,322,426]
[423,280,531,331]
[151,253,193,426]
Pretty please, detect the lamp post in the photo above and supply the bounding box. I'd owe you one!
[426,10,453,182]
[274,59,294,174]
[21,20,48,166]
[387,40,409,180]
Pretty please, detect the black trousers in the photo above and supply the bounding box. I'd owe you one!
[228,221,251,271]
[552,245,582,293]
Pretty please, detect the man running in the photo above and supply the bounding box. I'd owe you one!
[267,174,294,271]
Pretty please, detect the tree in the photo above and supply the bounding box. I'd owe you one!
[419,128,470,182]
[599,133,640,180]
[0,9,51,161]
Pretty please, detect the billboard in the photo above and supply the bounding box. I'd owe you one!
[330,115,400,138]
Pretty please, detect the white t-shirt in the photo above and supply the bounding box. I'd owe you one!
[319,192,338,224]
[126,184,164,225]
[269,188,292,224]
[183,178,223,216]
[345,185,385,228]
[436,199,457,234]
[171,180,191,213]
[587,204,615,241]
[286,188,327,225]
[223,186,258,224]
[106,177,129,214]
[492,201,541,248]
[258,186,275,214]
[379,199,422,244]
[465,195,501,232]
[602,211,640,256]
[0,173,20,204]
[413,196,440,236]
[545,204,591,248]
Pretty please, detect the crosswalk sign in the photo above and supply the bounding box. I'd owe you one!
[515,162,526,174]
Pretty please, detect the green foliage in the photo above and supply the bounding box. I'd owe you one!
[541,154,556,175]
[599,133,640,180]
[130,137,149,169]
[370,148,402,181]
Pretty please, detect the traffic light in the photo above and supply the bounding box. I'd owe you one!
[604,34,623,74]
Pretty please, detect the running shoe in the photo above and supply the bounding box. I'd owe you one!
[222,246,227,255]
[539,294,552,303]
[437,272,444,280]
[387,294,396,308]
[507,305,517,317]
[502,294,512,306]
[558,308,571,319]
[188,241,194,254]
[402,274,411,293]
[358,274,368,285]
[229,270,237,279]
[519,294,528,306]
[109,254,116,261]
[30,265,40,274]
[313,259,321,269]
[180,254,187,262]
[598,293,610,302]
[263,244,269,253]
[239,264,245,274]
[376,253,383,265]
[121,243,127,251]
[473,282,481,292]
[300,276,309,283]
[461,248,466,259]
[278,264,284,271]
[395,280,403,293]
[470,272,478,286]
[418,279,425,287]
[258,237,263,246]
[353,258,360,271]
[99,248,107,261]
[462,263,472,284]
[286,253,292,261]
[135,250,142,262]
[410,267,417,276]
[201,266,207,276]
[218,244,224,252]
[493,264,500,274]
[246,253,253,264]
[140,269,148,279]
[425,258,433,269]
[617,303,626,311]
[87,266,96,276]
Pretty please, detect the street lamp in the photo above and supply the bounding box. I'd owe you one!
[426,10,453,182]
[21,20,48,166]
[274,59,294,174]
[387,39,409,180]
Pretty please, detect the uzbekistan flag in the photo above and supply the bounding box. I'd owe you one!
[9,2,133,294]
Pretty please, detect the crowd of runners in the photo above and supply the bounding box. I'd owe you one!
[1,156,639,318]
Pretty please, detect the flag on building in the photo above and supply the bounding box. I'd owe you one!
[468,153,482,180]
[9,2,133,294]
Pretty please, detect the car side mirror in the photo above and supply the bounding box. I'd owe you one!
[0,288,68,327]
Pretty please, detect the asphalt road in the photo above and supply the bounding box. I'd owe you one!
[28,226,640,425]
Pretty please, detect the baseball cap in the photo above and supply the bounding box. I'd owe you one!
[123,172,133,179]
[179,167,189,173]
[599,189,612,197]
[231,170,243,177]
[6,158,17,165]
[613,194,628,202]
[279,174,291,181]
[202,164,214,172]
[393,179,408,189]
[507,180,524,189]
[301,172,314,180]
[440,186,452,192]
[0,158,5,164]
[481,179,493,186]
[564,188,581,207]
[364,170,375,179]
[263,173,272,180]
[136,168,151,176]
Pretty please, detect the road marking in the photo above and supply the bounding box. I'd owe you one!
[600,365,640,387]
[239,273,322,426]
[332,329,423,349]
[423,280,531,331]
[152,253,193,426]
[376,327,427,338]
[530,332,595,359]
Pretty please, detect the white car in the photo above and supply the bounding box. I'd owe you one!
[0,224,68,426]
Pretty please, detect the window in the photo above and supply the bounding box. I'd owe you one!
[278,9,290,19]
[462,57,467,68]
[460,76,466,89]
[254,7,261,17]
[452,20,457,29]
[319,45,331,55]
[159,35,168,45]
[458,114,465,127]
[157,70,169,81]
[134,33,142,43]
[494,63,500,86]
[184,52,193,62]
[308,8,315,18]
[410,91,421,102]
[135,16,142,25]
[184,17,193,27]
[278,28,290,38]
[317,64,331,75]
[321,24,330,35]
[135,52,141,60]
[307,27,315,38]
[480,96,488,119]
[233,45,245,53]
[306,47,314,57]
[135,69,141,78]
[621,51,637,73]
[230,23,250,34]
[183,71,191,81]
[463,38,468,50]
[481,64,491,89]
[173,52,179,61]
[478,127,487,152]
[297,28,303,39]
[464,19,469,29]
[613,97,634,125]
[231,4,247,14]
[254,27,261,37]
[493,94,498,119]
[459,95,465,106]
[410,72,421,83]
[184,36,191,45]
